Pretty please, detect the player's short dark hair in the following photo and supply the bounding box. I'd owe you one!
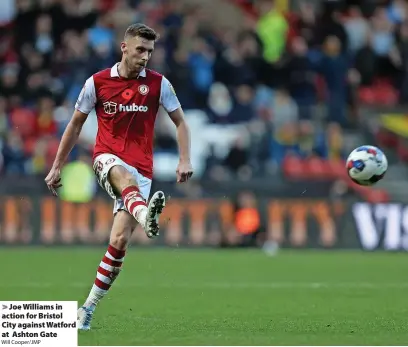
[124,23,159,41]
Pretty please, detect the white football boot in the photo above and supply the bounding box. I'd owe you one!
[144,191,166,238]
[77,306,93,331]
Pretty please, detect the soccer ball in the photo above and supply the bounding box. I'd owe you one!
[346,145,388,186]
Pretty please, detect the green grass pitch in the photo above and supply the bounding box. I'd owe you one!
[1,247,407,345]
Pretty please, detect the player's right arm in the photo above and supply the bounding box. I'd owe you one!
[45,76,96,196]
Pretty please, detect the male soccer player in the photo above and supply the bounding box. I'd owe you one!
[44,23,193,330]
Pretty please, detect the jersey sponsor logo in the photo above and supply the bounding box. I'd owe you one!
[103,101,117,115]
[103,101,149,114]
[119,104,148,112]
[138,84,149,95]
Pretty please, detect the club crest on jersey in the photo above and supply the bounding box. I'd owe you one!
[138,85,149,95]
[103,101,117,115]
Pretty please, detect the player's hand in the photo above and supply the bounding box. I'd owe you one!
[45,166,62,196]
[176,160,193,183]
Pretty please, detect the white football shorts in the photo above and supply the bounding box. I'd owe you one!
[93,153,152,215]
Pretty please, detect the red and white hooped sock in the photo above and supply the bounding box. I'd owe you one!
[121,185,147,224]
[84,244,126,309]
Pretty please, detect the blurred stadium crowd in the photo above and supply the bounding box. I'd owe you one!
[0,0,406,181]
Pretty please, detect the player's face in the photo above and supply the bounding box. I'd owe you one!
[122,36,155,73]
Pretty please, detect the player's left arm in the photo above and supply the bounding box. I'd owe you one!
[168,108,191,163]
[160,77,193,183]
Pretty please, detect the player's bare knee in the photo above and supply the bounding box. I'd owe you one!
[110,211,135,249]
[110,228,131,249]
[108,165,138,193]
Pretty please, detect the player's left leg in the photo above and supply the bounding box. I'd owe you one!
[77,211,135,330]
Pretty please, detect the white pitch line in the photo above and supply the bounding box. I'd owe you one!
[1,282,408,289]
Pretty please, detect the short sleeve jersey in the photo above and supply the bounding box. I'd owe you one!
[75,63,180,178]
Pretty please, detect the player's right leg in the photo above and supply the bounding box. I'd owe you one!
[93,154,165,238]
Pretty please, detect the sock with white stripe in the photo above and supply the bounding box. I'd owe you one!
[83,244,125,311]
[121,185,148,226]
